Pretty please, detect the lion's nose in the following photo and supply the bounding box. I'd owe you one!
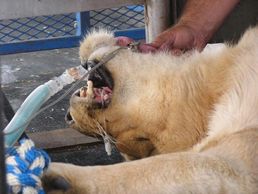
[82,59,98,70]
[65,110,74,125]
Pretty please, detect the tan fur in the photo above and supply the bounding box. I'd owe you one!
[43,27,258,193]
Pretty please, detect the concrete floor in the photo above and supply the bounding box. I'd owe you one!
[1,48,123,165]
[1,48,78,131]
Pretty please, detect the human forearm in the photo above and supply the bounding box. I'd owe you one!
[142,0,240,52]
[179,0,240,43]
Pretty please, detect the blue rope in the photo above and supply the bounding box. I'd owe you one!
[5,138,50,194]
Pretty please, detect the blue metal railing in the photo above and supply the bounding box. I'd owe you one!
[0,5,145,55]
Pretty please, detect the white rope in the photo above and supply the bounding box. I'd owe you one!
[6,138,50,194]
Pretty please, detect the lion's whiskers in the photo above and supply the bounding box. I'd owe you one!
[92,119,135,157]
[93,119,116,156]
[96,120,116,144]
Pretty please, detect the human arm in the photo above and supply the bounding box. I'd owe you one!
[151,0,240,53]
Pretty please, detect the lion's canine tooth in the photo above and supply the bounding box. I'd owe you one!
[103,94,109,100]
[80,87,87,98]
[86,81,94,99]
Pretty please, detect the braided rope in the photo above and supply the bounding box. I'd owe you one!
[6,138,50,194]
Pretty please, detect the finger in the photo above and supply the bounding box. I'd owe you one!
[159,39,175,51]
[151,37,167,48]
[151,28,175,48]
[138,43,158,53]
[171,49,183,56]
[151,41,162,49]
[115,36,134,47]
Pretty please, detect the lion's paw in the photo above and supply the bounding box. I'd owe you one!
[42,163,73,194]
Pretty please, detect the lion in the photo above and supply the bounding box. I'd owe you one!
[43,27,258,194]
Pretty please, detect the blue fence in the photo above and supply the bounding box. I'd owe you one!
[0,5,145,55]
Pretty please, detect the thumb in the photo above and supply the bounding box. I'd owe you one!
[171,48,183,56]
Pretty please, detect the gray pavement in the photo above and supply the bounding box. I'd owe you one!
[1,48,78,132]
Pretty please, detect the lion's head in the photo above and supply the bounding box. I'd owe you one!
[65,30,209,160]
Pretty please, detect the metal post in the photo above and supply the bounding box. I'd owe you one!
[0,130,6,194]
[1,90,15,122]
[144,0,171,43]
[79,12,91,38]
[0,60,7,194]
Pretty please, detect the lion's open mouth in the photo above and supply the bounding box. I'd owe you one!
[78,83,112,108]
[65,61,114,125]
[76,63,113,109]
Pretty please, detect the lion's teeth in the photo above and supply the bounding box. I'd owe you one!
[86,81,94,98]
[80,87,87,97]
[103,94,109,100]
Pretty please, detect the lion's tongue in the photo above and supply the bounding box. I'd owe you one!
[79,81,112,103]
[93,87,112,103]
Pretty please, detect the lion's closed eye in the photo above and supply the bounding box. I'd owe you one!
[135,137,150,142]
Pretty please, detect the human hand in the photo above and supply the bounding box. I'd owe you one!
[151,24,208,55]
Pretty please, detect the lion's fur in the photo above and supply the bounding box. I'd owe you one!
[44,27,258,194]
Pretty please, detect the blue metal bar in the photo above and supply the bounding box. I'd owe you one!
[0,36,81,55]
[0,89,7,194]
[0,4,146,54]
[79,12,91,37]
[115,28,145,40]
[0,131,6,194]
[0,28,145,55]
[75,12,81,36]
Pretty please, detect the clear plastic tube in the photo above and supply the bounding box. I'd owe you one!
[4,46,127,147]
[4,66,87,147]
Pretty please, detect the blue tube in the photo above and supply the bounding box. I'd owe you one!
[4,84,51,147]
[3,66,87,147]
